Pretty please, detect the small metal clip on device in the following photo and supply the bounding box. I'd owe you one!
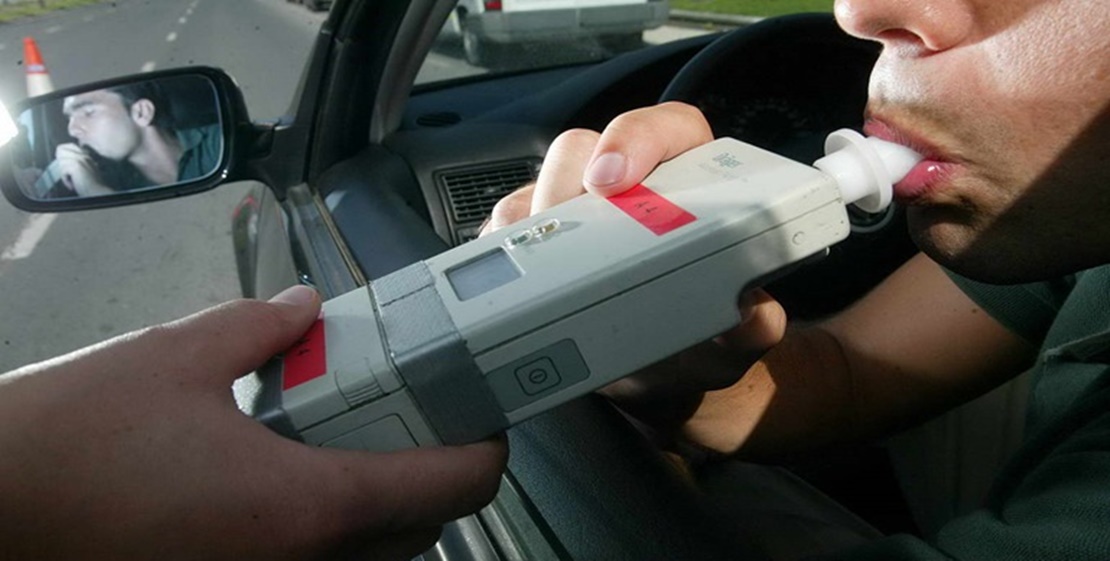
[256,130,922,450]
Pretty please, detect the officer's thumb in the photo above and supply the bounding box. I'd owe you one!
[150,285,323,388]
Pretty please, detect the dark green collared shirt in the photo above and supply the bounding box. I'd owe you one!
[835,265,1110,560]
[175,123,222,183]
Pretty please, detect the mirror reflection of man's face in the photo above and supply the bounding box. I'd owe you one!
[62,90,143,162]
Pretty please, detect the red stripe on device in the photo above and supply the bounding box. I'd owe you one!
[607,184,696,235]
[283,318,327,390]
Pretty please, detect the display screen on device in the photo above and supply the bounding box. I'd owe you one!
[447,248,522,300]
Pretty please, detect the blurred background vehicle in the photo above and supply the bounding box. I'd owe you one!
[440,0,669,65]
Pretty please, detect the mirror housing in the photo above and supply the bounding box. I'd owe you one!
[0,67,247,212]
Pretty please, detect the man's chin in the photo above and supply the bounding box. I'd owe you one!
[908,213,1033,285]
[81,146,105,159]
[909,218,1085,284]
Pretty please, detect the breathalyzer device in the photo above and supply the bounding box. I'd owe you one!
[254,130,921,451]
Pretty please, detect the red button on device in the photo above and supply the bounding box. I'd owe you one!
[282,318,327,390]
[607,183,696,235]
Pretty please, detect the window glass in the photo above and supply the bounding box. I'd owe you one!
[0,0,324,371]
[416,0,833,85]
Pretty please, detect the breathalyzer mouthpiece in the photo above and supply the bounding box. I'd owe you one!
[812,129,923,214]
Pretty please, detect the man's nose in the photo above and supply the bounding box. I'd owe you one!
[67,118,82,140]
[833,0,973,53]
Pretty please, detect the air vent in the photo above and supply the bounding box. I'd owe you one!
[439,160,540,224]
[416,111,462,127]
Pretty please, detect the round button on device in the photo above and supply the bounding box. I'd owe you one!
[527,369,548,385]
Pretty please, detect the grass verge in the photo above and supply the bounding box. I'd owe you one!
[670,0,833,17]
[0,0,103,24]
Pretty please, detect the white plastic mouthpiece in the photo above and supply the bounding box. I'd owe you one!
[812,129,923,213]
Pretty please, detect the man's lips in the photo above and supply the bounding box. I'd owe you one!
[892,160,959,202]
[863,119,959,203]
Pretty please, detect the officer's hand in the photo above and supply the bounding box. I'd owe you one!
[0,285,507,560]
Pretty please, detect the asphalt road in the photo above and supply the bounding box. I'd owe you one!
[0,0,325,371]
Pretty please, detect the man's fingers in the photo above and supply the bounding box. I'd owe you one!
[482,184,535,235]
[598,289,786,432]
[484,104,711,231]
[584,102,714,197]
[718,289,787,363]
[665,290,786,391]
[482,128,601,235]
[55,144,92,167]
[55,143,83,158]
[530,128,600,214]
[322,438,508,534]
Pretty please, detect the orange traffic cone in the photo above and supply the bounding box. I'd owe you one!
[23,37,54,97]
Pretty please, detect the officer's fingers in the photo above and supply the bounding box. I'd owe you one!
[530,128,600,214]
[584,102,714,198]
[339,527,443,561]
[116,286,322,390]
[323,438,508,534]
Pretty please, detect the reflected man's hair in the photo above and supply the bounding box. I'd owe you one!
[108,82,176,133]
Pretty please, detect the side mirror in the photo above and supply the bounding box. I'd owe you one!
[0,67,243,212]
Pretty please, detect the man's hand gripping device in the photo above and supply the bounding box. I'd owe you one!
[254,130,921,450]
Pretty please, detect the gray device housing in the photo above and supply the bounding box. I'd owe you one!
[259,138,853,451]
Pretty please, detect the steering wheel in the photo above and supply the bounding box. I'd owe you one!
[661,13,877,162]
[658,13,917,320]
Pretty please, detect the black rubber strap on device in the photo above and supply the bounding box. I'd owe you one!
[371,262,508,445]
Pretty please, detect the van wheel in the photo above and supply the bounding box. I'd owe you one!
[462,25,502,67]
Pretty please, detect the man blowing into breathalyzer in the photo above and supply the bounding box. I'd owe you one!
[52,82,218,196]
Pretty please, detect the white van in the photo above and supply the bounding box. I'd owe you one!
[445,0,670,65]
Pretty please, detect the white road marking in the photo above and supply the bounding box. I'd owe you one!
[0,44,5,51]
[166,32,178,42]
[44,25,62,34]
[179,17,188,24]
[1,214,57,261]
[141,61,157,72]
[83,15,95,23]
